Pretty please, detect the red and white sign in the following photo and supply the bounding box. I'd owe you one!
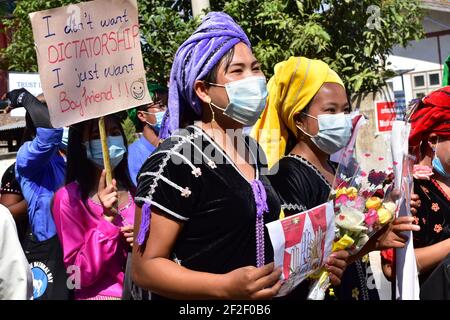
[375,101,396,133]
[266,201,335,297]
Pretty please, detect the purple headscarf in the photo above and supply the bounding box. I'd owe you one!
[159,12,251,139]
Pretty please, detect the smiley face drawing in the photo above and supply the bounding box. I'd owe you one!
[131,80,145,100]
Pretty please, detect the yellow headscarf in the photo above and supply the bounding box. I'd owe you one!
[251,57,344,168]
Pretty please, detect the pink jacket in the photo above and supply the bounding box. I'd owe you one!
[52,182,135,299]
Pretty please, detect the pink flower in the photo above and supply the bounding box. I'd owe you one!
[364,209,378,226]
[336,194,350,206]
[354,196,366,209]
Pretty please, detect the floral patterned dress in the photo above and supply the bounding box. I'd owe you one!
[413,178,450,284]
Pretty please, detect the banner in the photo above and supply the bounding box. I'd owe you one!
[29,0,151,127]
[8,72,43,117]
[266,201,335,297]
[375,101,396,134]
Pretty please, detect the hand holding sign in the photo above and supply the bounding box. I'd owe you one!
[29,0,151,190]
[222,263,282,299]
[97,169,118,222]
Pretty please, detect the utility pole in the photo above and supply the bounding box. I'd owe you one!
[191,0,210,18]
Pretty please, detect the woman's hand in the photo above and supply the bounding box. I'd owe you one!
[375,216,420,250]
[97,169,118,222]
[410,193,420,215]
[221,262,282,299]
[121,225,134,248]
[325,250,349,286]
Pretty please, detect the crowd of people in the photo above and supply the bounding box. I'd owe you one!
[0,11,449,300]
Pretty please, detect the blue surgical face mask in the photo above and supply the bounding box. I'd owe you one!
[207,76,268,126]
[143,110,165,133]
[297,113,352,154]
[432,139,450,178]
[83,135,126,169]
[59,127,69,151]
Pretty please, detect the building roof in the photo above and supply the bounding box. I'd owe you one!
[421,0,450,13]
[0,113,26,132]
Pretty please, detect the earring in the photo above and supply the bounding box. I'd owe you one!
[207,98,216,123]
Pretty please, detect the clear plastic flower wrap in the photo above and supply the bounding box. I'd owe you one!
[308,115,399,300]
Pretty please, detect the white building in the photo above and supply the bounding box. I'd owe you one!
[387,0,450,106]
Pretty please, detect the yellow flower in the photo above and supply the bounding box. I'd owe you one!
[346,187,358,199]
[336,187,358,200]
[366,197,382,210]
[377,207,392,224]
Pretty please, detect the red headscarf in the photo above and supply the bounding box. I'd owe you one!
[409,86,450,146]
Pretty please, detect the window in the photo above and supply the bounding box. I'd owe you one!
[429,73,440,86]
[415,92,426,99]
[413,75,425,88]
[387,81,394,92]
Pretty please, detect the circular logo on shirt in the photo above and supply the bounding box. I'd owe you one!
[30,262,53,299]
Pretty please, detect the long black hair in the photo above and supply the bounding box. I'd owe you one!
[65,114,135,200]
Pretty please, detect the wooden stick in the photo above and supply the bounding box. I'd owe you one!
[98,116,119,214]
[98,116,113,185]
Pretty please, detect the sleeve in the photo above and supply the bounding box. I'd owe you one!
[135,147,200,222]
[127,143,139,187]
[412,180,430,248]
[16,128,63,180]
[268,159,313,215]
[0,163,22,196]
[52,186,122,288]
[0,206,32,300]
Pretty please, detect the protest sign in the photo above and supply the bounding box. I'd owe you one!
[29,0,151,127]
[266,201,335,297]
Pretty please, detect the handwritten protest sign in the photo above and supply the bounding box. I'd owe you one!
[266,201,335,297]
[29,0,151,127]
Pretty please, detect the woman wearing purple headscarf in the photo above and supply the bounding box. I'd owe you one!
[131,12,347,299]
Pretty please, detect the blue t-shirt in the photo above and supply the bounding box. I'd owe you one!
[127,136,156,186]
[16,128,66,241]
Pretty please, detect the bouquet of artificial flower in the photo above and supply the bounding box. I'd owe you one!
[308,116,398,300]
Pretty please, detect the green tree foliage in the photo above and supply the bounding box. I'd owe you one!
[122,117,138,145]
[1,0,83,72]
[219,0,424,93]
[2,0,424,93]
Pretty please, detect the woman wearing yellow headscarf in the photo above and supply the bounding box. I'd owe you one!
[252,56,345,169]
[253,57,418,300]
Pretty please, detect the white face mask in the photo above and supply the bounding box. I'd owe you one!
[297,113,352,154]
[206,76,268,126]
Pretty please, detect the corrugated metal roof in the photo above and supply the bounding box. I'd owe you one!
[421,0,450,13]
[0,120,26,132]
